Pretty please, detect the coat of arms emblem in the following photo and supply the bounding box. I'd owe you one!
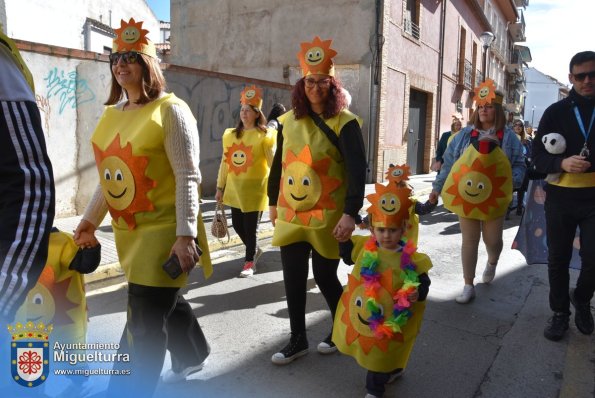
[7,321,53,387]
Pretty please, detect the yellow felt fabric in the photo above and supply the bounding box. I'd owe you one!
[272,109,362,259]
[333,235,432,372]
[91,93,211,287]
[441,145,512,221]
[221,127,276,212]
[14,231,86,344]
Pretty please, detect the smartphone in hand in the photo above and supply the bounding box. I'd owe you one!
[162,254,183,279]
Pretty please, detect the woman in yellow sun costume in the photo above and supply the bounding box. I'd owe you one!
[430,79,525,304]
[215,85,276,277]
[73,18,211,396]
[334,183,432,398]
[267,36,367,365]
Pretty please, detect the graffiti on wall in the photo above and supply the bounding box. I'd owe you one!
[165,73,291,195]
[43,68,96,114]
[35,94,51,135]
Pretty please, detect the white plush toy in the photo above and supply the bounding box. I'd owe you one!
[542,132,566,183]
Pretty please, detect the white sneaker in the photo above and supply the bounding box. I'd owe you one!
[365,394,380,398]
[316,333,337,354]
[482,261,497,283]
[455,284,475,304]
[162,360,207,383]
[387,368,404,383]
[239,261,255,277]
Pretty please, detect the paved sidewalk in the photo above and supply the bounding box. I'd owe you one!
[54,174,436,285]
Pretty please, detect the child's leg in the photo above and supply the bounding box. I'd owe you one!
[365,370,391,397]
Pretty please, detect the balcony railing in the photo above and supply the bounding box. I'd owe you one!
[457,59,474,89]
[404,18,420,39]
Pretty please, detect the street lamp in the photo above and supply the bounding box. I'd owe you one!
[480,31,495,82]
[531,105,536,127]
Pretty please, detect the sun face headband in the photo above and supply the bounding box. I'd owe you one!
[112,18,156,59]
[473,79,503,106]
[297,36,337,77]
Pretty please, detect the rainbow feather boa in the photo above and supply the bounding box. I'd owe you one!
[360,236,420,339]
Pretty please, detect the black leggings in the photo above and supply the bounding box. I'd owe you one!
[280,241,343,334]
[230,207,260,261]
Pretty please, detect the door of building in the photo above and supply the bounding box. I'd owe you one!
[407,89,427,174]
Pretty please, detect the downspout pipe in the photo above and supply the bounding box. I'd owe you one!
[435,0,447,144]
[368,0,384,182]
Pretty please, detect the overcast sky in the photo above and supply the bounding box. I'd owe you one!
[524,0,594,86]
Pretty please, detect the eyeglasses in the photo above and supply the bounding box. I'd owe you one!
[109,52,139,66]
[304,78,331,89]
[572,70,595,82]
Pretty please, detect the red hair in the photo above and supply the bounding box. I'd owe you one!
[291,77,348,119]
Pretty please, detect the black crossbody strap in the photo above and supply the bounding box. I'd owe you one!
[308,110,342,155]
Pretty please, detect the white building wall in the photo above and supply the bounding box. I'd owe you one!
[524,67,567,128]
[4,0,160,49]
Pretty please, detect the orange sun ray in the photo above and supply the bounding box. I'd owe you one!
[278,146,342,225]
[225,142,254,175]
[36,267,78,326]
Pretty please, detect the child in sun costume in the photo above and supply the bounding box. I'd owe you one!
[216,85,276,277]
[267,36,367,364]
[431,79,525,304]
[74,18,211,396]
[356,164,437,244]
[14,228,100,390]
[334,183,432,398]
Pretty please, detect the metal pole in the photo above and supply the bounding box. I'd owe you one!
[531,106,535,127]
[483,46,488,82]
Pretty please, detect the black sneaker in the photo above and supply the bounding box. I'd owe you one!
[543,312,570,341]
[316,332,337,354]
[570,289,594,335]
[271,332,309,365]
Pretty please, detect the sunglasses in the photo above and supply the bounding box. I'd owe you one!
[304,78,331,89]
[109,52,140,66]
[572,70,595,82]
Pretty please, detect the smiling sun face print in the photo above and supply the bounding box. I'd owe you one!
[225,142,254,175]
[474,79,496,106]
[445,158,507,216]
[278,146,341,225]
[113,18,150,52]
[341,269,401,354]
[297,36,337,76]
[15,266,77,327]
[385,164,411,184]
[366,183,412,228]
[93,134,156,230]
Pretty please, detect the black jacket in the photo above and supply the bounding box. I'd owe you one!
[532,88,595,201]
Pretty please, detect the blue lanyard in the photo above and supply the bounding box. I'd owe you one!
[573,106,595,141]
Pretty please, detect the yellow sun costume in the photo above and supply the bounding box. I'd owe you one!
[92,93,212,287]
[217,85,276,212]
[272,109,362,259]
[14,231,88,344]
[333,183,432,372]
[441,80,512,220]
